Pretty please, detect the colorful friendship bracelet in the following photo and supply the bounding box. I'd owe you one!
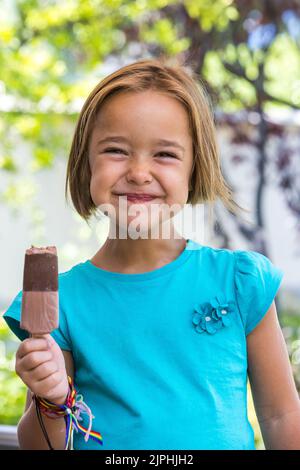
[34,375,103,450]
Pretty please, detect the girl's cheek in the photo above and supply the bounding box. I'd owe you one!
[90,175,106,204]
[93,159,124,181]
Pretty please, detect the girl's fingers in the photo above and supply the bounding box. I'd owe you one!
[19,350,53,371]
[23,360,58,383]
[17,337,50,359]
[32,370,63,397]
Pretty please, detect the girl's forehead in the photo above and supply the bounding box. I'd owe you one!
[95,91,187,119]
[93,100,190,136]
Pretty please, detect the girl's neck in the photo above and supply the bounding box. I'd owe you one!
[90,228,188,274]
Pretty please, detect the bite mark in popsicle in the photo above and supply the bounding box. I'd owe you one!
[21,245,59,335]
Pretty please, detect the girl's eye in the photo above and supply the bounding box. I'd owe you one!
[104,147,126,154]
[157,152,177,159]
[103,148,177,158]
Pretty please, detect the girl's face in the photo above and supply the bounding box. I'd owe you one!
[88,90,194,238]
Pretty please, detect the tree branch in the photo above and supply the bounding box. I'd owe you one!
[263,91,300,110]
[223,60,255,86]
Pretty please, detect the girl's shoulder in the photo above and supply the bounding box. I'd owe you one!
[232,248,284,336]
[57,260,88,288]
[191,241,284,336]
[231,248,284,297]
[192,240,283,279]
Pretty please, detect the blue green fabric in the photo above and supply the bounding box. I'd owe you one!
[2,239,284,450]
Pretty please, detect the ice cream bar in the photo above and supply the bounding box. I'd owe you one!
[20,245,59,335]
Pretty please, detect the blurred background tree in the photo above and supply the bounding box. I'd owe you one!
[1,0,300,450]
[1,0,300,254]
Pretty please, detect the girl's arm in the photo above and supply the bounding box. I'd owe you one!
[17,349,74,450]
[247,301,300,450]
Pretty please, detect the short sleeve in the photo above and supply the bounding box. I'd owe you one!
[234,250,284,336]
[2,289,72,351]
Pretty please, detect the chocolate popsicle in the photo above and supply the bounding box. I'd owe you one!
[20,245,59,336]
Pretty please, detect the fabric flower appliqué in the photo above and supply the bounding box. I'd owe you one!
[192,293,236,335]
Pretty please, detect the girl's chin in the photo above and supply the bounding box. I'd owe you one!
[108,219,167,237]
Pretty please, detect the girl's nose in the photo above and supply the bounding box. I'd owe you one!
[126,159,153,185]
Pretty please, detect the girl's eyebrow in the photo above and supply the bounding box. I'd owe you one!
[96,135,185,152]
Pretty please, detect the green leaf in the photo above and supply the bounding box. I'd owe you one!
[33,147,54,168]
[0,155,17,172]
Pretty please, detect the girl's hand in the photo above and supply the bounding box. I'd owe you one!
[15,334,69,405]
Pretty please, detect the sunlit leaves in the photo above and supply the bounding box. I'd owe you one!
[185,0,239,31]
[0,25,16,45]
[141,18,190,55]
[0,156,17,172]
[32,147,54,169]
[19,42,53,71]
[0,321,26,425]
[203,51,256,111]
[14,115,41,139]
[25,0,82,30]
[265,33,300,107]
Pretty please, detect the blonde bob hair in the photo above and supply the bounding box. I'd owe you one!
[65,56,248,223]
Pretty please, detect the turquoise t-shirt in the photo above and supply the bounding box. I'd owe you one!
[3,239,284,450]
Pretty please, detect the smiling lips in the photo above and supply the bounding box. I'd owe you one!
[114,193,160,202]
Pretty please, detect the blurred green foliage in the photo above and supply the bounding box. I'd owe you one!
[280,311,300,392]
[0,317,26,425]
[1,0,300,180]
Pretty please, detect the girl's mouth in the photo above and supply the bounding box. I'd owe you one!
[127,195,156,203]
[114,194,158,203]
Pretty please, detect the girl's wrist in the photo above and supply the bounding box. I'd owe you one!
[47,376,70,405]
[34,375,103,449]
[35,383,70,406]
[53,392,69,406]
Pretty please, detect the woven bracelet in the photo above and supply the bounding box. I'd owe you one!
[34,375,103,450]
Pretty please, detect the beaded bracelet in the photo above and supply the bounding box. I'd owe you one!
[33,375,103,450]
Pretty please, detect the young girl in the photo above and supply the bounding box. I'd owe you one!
[3,58,300,450]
